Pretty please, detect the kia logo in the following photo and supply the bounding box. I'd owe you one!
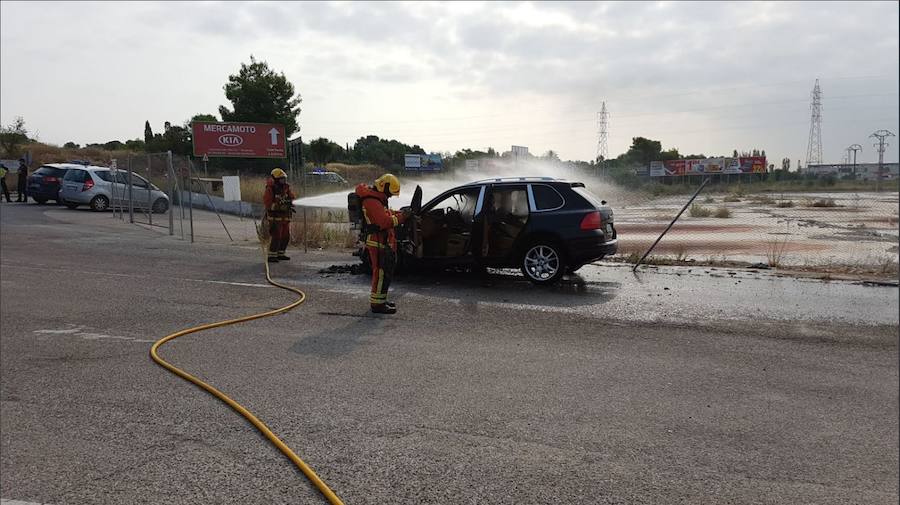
[218,134,243,146]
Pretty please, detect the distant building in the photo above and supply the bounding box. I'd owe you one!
[804,162,899,181]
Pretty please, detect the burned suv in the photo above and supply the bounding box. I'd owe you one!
[348,177,617,285]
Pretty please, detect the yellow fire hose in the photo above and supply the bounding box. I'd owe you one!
[150,251,344,505]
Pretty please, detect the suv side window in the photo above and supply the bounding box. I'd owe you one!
[429,187,482,224]
[530,184,564,211]
[95,171,114,183]
[491,185,529,218]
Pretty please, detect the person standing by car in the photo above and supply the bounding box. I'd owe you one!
[0,164,11,202]
[263,168,295,263]
[356,174,409,314]
[16,159,28,202]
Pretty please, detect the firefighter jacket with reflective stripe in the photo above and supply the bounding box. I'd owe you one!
[355,183,406,251]
[264,178,295,221]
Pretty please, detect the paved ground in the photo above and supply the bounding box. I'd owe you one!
[1,202,897,504]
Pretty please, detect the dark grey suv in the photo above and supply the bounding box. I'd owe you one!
[349,177,617,285]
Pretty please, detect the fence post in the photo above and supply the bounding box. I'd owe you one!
[633,177,711,272]
[188,158,194,243]
[147,154,152,226]
[303,206,308,253]
[128,154,134,224]
[168,151,174,236]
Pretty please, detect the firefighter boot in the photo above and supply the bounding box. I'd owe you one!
[371,303,397,315]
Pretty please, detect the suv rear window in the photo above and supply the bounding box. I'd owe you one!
[571,186,605,208]
[531,184,564,210]
[64,169,88,182]
[35,166,67,177]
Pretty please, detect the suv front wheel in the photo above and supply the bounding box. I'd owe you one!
[521,242,566,285]
[90,195,109,212]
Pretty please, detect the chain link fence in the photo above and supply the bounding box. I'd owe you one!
[610,185,899,276]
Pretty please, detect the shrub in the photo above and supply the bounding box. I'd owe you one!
[713,206,732,218]
[804,198,838,208]
[723,195,742,203]
[776,200,795,208]
[689,204,713,217]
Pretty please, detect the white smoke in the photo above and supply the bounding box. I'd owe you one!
[293,157,636,210]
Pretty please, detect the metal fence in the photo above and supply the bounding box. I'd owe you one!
[613,183,899,275]
[106,151,263,243]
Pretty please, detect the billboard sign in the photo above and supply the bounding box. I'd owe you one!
[404,153,443,171]
[422,154,442,171]
[664,159,686,176]
[404,154,422,169]
[511,145,529,158]
[192,121,286,158]
[652,157,767,176]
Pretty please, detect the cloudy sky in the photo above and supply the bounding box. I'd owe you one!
[1,1,898,165]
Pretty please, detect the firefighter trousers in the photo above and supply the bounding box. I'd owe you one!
[268,218,291,258]
[367,243,396,306]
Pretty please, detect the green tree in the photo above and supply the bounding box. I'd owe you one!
[64,141,80,149]
[189,113,217,124]
[0,116,30,158]
[309,137,333,166]
[125,139,145,151]
[218,56,302,136]
[144,121,153,144]
[103,140,125,150]
[625,137,663,165]
[660,148,680,161]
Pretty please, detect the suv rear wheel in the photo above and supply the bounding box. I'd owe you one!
[521,242,566,285]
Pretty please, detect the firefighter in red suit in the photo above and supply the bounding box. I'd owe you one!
[264,168,295,263]
[356,174,409,314]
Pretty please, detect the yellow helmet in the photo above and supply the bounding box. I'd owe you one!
[271,168,287,179]
[374,173,400,196]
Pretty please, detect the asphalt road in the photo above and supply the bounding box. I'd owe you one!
[1,203,897,504]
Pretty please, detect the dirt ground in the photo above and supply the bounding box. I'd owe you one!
[615,191,899,270]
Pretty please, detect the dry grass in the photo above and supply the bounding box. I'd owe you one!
[775,200,795,208]
[749,195,776,205]
[689,204,713,217]
[239,176,267,205]
[723,195,742,203]
[803,197,839,208]
[713,206,732,218]
[702,196,716,204]
[290,220,355,249]
[766,234,791,267]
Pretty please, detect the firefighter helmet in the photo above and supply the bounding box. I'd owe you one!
[375,173,400,196]
[271,168,287,179]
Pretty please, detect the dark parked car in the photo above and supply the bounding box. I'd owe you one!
[348,177,617,285]
[26,163,77,204]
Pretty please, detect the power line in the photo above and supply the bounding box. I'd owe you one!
[311,75,898,125]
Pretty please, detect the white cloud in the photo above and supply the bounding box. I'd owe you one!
[1,0,897,165]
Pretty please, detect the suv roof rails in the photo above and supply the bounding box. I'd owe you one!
[467,176,563,184]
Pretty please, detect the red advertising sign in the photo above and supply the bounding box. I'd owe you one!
[663,159,686,176]
[739,156,767,173]
[192,121,286,158]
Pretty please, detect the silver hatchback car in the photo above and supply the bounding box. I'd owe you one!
[59,166,169,213]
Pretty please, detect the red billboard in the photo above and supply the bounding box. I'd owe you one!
[192,121,286,158]
[652,157,767,176]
